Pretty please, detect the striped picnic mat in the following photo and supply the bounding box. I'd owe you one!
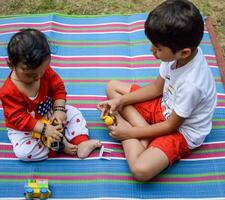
[0,13,225,199]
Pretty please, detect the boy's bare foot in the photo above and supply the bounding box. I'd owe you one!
[63,138,78,155]
[77,140,102,159]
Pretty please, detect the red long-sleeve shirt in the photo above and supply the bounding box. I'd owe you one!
[0,66,66,131]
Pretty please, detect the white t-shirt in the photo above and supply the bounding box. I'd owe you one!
[159,47,217,149]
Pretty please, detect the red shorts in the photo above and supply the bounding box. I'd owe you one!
[130,84,191,165]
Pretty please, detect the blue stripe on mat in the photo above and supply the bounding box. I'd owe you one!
[0,13,224,199]
[0,159,225,198]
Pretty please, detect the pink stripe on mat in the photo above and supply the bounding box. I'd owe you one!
[0,174,135,181]
[0,21,144,29]
[1,142,225,160]
[154,175,225,182]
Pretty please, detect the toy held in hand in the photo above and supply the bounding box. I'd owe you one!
[102,115,116,125]
[32,118,65,152]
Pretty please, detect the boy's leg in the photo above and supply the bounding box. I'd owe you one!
[64,105,101,158]
[106,80,150,147]
[122,139,169,181]
[125,132,191,181]
[106,81,169,180]
[7,129,49,161]
[107,81,150,126]
[115,114,169,181]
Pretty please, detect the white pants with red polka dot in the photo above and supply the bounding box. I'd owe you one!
[7,105,88,161]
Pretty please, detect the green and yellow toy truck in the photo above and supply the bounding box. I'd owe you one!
[24,178,51,200]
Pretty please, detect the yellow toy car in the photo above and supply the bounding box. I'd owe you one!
[32,118,64,152]
[24,179,51,200]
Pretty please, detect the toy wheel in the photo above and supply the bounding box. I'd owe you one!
[40,187,48,194]
[24,187,34,199]
[25,187,34,194]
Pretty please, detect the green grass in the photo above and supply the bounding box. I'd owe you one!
[0,0,218,16]
[0,0,224,55]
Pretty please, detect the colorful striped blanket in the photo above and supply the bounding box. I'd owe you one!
[0,13,225,199]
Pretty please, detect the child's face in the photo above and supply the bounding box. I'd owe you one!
[151,44,181,62]
[13,58,50,84]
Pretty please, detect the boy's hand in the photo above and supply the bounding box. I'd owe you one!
[97,98,121,118]
[107,115,132,140]
[44,124,63,141]
[108,124,131,141]
[50,110,67,128]
[97,102,110,119]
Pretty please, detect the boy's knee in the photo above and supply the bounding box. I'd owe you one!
[106,80,122,98]
[66,105,80,114]
[14,146,48,161]
[66,105,83,119]
[131,162,154,182]
[15,150,33,161]
[106,80,120,91]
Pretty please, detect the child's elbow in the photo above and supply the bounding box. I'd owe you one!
[166,117,183,134]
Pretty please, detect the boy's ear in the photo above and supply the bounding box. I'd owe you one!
[8,65,14,70]
[7,60,14,70]
[180,48,192,59]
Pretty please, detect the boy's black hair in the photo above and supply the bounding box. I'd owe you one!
[7,28,50,69]
[145,0,204,53]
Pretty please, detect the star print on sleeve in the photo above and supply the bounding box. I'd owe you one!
[37,96,53,116]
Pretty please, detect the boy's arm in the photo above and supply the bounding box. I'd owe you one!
[109,111,184,140]
[53,99,66,108]
[129,111,184,139]
[1,99,38,131]
[120,75,164,106]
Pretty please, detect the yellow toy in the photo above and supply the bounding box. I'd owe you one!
[24,179,51,200]
[32,118,50,140]
[102,115,116,126]
[32,118,64,152]
[24,178,51,200]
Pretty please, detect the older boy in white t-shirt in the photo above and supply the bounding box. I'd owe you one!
[160,47,216,149]
[97,0,217,181]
